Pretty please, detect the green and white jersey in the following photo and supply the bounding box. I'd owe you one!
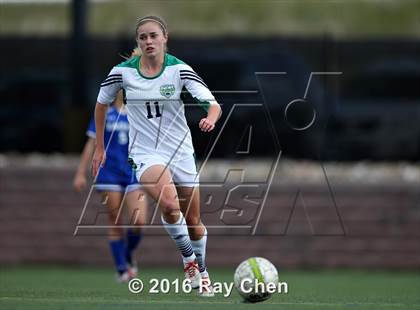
[97,53,216,160]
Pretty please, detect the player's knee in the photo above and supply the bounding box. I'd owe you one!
[159,198,180,218]
[132,219,145,228]
[130,226,143,234]
[108,226,124,239]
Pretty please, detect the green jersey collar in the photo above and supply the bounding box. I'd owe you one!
[136,53,167,80]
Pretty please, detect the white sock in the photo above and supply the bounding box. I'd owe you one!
[191,227,208,275]
[161,213,196,264]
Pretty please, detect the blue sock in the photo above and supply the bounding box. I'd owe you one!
[125,229,143,264]
[109,239,127,274]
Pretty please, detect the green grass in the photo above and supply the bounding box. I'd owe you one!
[1,266,420,310]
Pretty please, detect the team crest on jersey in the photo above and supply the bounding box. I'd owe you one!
[160,84,175,98]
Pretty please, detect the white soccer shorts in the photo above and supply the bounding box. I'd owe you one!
[129,153,200,187]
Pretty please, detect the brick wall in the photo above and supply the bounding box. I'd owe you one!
[0,157,419,269]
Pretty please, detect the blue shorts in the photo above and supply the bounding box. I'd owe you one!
[95,167,140,193]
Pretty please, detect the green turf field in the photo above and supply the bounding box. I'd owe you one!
[1,266,419,310]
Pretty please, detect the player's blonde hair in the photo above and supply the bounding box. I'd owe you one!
[114,48,140,105]
[131,47,141,57]
[120,47,142,60]
[135,15,168,37]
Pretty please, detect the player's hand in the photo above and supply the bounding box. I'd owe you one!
[199,117,215,132]
[73,174,87,192]
[92,147,106,178]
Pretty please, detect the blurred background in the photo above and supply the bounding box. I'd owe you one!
[0,0,419,281]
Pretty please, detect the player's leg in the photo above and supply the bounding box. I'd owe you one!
[177,186,206,265]
[102,190,131,282]
[139,164,201,287]
[172,155,213,296]
[123,187,147,276]
[177,186,214,296]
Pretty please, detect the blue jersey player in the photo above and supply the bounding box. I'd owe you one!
[74,90,147,283]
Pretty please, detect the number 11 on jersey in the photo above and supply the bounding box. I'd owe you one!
[145,101,162,119]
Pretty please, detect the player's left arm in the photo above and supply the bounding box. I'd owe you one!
[199,101,222,132]
[180,65,222,132]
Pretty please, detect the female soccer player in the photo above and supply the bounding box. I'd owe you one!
[74,90,147,283]
[91,16,221,296]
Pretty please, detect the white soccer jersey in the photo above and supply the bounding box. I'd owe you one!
[97,53,215,160]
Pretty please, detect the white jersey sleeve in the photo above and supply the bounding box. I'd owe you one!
[97,67,123,105]
[179,64,215,110]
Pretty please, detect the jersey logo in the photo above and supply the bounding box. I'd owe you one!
[160,84,175,98]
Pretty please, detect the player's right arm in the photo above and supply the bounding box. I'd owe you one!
[92,103,108,178]
[73,137,95,192]
[92,66,123,177]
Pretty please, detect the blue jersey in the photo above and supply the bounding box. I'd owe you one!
[87,106,137,188]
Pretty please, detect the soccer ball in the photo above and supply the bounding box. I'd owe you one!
[234,257,278,303]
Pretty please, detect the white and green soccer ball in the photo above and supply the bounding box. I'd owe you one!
[234,257,279,303]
